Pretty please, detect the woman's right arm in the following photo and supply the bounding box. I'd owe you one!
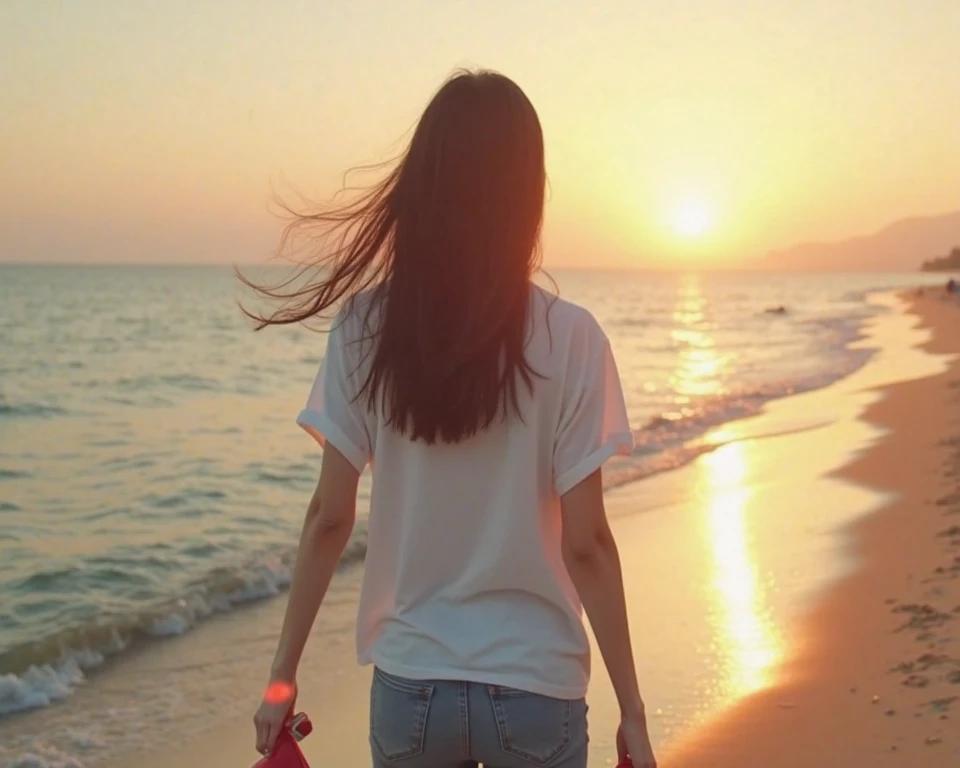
[561,469,657,768]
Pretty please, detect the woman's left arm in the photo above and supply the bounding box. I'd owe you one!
[254,445,359,755]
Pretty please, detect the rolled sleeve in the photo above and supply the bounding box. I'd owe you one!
[297,312,373,470]
[553,327,633,496]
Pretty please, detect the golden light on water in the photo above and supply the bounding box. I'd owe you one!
[702,441,782,697]
[670,276,726,401]
[667,276,781,701]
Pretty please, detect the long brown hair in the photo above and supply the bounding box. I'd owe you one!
[240,69,546,444]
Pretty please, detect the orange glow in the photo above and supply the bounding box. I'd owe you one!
[2,3,958,268]
[264,681,295,706]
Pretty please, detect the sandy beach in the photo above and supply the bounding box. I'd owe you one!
[666,291,960,767]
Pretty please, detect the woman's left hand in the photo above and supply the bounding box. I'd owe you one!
[253,679,297,757]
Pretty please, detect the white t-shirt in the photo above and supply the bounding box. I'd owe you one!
[297,285,633,699]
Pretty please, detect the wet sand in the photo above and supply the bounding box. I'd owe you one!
[666,292,960,767]
[44,291,955,768]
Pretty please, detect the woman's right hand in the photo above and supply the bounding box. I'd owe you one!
[253,679,297,757]
[616,715,657,768]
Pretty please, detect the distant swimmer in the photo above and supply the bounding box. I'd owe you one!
[764,305,787,315]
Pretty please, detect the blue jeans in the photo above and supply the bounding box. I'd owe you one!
[369,668,588,768]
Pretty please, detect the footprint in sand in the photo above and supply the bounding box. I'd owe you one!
[892,603,954,632]
[927,696,958,712]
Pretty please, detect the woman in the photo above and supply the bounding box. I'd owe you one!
[247,70,656,768]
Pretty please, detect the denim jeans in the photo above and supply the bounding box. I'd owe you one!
[368,668,588,768]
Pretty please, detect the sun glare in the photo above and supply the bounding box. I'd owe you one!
[668,200,714,240]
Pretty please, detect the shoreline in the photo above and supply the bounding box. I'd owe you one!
[4,289,956,768]
[1,274,948,702]
[0,297,881,705]
[665,291,960,766]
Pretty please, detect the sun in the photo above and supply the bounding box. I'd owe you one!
[668,199,714,239]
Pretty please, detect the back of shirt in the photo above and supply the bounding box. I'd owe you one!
[297,285,633,699]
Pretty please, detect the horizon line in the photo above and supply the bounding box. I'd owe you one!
[0,259,933,276]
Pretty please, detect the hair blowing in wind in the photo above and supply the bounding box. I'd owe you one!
[240,70,548,444]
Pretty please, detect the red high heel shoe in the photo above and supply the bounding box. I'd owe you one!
[251,713,313,768]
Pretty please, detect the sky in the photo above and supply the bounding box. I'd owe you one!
[1,0,958,269]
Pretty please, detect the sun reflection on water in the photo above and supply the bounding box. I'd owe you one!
[668,276,728,403]
[666,276,781,702]
[702,441,782,698]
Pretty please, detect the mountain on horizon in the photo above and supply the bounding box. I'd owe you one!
[761,210,960,271]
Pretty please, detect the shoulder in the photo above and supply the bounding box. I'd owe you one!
[530,285,608,348]
[335,289,383,339]
[329,290,383,373]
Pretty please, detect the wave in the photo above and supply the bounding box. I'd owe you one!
[602,329,875,490]
[0,536,368,717]
[0,401,66,420]
[114,374,222,393]
[0,469,32,481]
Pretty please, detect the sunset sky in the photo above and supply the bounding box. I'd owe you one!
[2,0,958,269]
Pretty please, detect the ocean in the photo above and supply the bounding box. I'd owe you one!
[0,265,947,764]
